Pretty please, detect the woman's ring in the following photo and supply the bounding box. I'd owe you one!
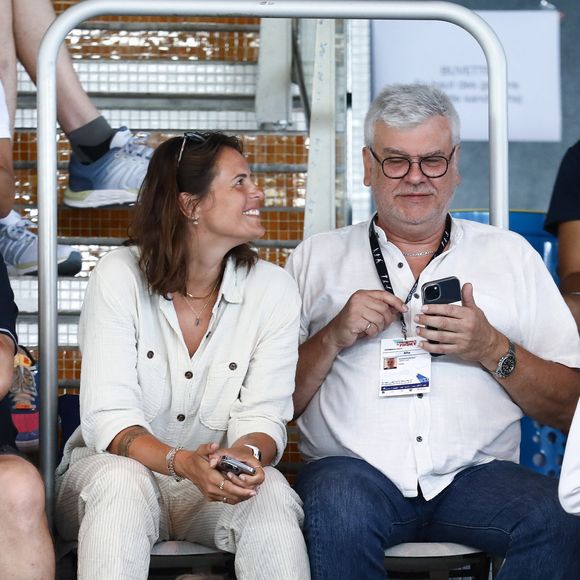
[218,478,226,491]
[364,322,373,333]
[222,497,228,503]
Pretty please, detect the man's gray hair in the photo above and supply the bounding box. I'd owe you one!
[364,84,460,147]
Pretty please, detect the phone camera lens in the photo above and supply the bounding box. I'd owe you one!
[425,285,441,301]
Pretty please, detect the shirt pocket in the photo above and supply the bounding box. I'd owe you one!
[137,348,169,421]
[199,359,246,431]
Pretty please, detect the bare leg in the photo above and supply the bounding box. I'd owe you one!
[0,454,55,579]
[11,0,100,134]
[0,0,17,133]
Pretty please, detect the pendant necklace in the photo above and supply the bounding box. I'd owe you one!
[402,248,437,257]
[183,278,221,326]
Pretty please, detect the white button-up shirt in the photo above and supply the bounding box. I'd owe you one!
[59,247,301,472]
[286,217,580,500]
[560,398,580,514]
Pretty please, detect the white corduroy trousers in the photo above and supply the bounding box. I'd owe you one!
[55,450,310,580]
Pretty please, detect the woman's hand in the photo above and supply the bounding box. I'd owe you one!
[174,443,261,505]
[209,444,265,489]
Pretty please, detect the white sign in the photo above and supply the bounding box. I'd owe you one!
[371,11,561,142]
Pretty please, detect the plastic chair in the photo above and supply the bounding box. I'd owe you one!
[384,542,491,580]
[150,541,234,577]
[520,417,566,478]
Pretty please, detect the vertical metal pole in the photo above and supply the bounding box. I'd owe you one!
[304,19,336,238]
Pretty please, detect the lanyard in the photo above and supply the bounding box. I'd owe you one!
[368,213,452,339]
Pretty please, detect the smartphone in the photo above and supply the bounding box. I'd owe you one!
[218,455,256,476]
[421,276,462,356]
[421,276,462,305]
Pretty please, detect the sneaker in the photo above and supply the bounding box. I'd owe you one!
[10,347,39,452]
[0,210,82,276]
[64,127,153,208]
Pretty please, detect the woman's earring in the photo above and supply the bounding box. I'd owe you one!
[191,216,199,225]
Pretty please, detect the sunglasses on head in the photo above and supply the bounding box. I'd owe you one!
[177,131,207,167]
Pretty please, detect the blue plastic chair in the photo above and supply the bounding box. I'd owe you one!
[451,210,565,478]
[451,209,558,282]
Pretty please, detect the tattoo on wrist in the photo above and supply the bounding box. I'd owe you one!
[117,426,148,457]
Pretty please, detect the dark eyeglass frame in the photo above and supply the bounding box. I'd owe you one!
[368,145,457,179]
[177,131,207,168]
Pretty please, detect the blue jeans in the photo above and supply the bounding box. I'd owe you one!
[295,457,580,580]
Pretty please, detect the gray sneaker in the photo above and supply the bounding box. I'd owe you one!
[0,210,82,276]
[64,127,153,208]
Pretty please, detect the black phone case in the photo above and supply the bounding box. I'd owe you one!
[421,276,461,357]
[421,276,461,305]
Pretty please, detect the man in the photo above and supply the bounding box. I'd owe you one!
[544,138,580,330]
[286,83,580,579]
[0,0,153,276]
[0,77,54,578]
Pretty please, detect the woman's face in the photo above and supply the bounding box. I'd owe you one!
[193,146,265,247]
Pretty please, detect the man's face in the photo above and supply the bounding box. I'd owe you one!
[363,116,460,236]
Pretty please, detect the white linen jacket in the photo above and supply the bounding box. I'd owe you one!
[58,246,301,473]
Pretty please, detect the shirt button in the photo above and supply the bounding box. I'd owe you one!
[414,293,420,299]
[397,262,404,268]
[417,393,423,399]
[177,414,186,422]
[229,362,237,371]
[184,371,193,379]
[147,351,154,359]
[416,435,423,443]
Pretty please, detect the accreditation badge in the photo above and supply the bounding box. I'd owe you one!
[378,338,431,397]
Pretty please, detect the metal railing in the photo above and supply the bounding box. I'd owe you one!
[37,0,508,517]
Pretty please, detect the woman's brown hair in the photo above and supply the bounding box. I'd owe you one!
[129,132,257,297]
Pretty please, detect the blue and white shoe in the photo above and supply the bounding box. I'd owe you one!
[10,347,39,452]
[64,127,153,208]
[0,210,82,276]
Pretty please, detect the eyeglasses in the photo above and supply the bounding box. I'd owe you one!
[177,131,207,168]
[368,146,457,179]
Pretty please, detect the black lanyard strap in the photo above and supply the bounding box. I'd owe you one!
[368,213,452,338]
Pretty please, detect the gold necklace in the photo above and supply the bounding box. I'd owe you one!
[182,277,221,326]
[185,287,215,300]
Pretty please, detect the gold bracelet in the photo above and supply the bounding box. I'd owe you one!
[166,446,184,481]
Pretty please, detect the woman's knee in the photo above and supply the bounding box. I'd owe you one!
[73,454,159,507]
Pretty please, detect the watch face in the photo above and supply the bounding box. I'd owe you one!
[499,355,516,377]
[244,444,261,461]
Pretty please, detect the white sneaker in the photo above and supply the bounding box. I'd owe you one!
[0,210,82,276]
[64,127,153,208]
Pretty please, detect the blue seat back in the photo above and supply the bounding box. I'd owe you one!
[451,210,559,283]
[451,210,564,477]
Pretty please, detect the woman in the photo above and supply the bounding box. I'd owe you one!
[55,132,310,579]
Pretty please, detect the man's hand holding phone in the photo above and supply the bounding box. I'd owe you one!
[416,279,502,364]
[419,276,462,357]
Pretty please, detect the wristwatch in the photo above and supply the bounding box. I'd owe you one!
[493,339,516,379]
[243,444,262,462]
